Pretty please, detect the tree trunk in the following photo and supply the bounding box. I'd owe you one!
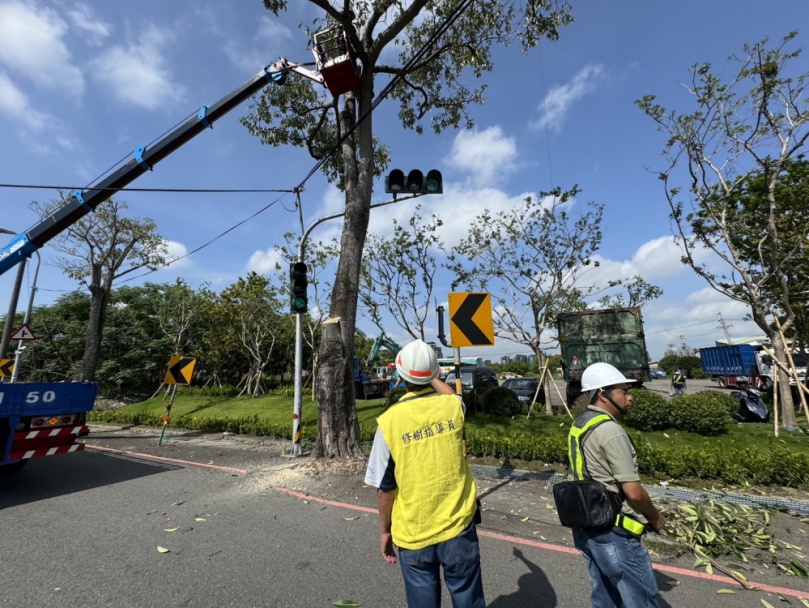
[312,84,375,459]
[75,267,110,382]
[772,334,798,429]
[313,321,363,458]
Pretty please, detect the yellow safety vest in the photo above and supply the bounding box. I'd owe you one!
[377,388,477,550]
[568,411,646,537]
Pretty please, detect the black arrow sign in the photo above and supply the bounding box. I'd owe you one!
[168,357,195,384]
[0,360,14,376]
[451,293,493,345]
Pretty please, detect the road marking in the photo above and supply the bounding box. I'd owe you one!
[84,444,248,475]
[275,487,378,513]
[272,487,809,600]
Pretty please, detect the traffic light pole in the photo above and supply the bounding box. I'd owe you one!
[290,191,426,456]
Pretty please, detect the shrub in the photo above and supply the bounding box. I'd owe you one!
[570,394,591,418]
[624,389,671,431]
[691,368,706,380]
[462,387,490,413]
[384,387,407,408]
[479,387,521,417]
[669,392,730,435]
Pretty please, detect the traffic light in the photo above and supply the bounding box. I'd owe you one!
[290,262,308,314]
[384,169,442,194]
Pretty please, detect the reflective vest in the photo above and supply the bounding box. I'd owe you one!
[568,410,646,537]
[377,388,477,550]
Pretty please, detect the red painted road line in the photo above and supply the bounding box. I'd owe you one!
[274,487,378,513]
[272,487,809,600]
[84,444,248,475]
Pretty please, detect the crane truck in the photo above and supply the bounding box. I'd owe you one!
[0,48,347,469]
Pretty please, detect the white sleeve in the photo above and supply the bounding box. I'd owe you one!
[364,426,393,488]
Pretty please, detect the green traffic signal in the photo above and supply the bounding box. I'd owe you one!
[384,169,442,194]
[290,262,308,314]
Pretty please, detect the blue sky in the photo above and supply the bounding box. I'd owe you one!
[0,0,805,361]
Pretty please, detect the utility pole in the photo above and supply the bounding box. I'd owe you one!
[717,313,733,345]
[0,226,26,363]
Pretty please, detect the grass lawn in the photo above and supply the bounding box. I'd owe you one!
[107,392,809,454]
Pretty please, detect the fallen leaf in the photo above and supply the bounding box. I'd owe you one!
[665,580,680,586]
[195,518,207,522]
[716,589,735,594]
[157,546,170,553]
[663,433,670,438]
[164,527,180,533]
[333,601,359,608]
[761,600,775,608]
[303,500,309,504]
[541,536,548,541]
[521,517,529,522]
[344,517,359,521]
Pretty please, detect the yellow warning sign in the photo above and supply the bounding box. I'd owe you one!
[0,359,14,377]
[164,356,196,385]
[448,293,494,347]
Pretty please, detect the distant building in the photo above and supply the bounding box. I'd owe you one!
[528,354,537,364]
[484,360,492,366]
[515,354,529,364]
[501,355,511,364]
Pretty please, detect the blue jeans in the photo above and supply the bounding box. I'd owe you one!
[573,528,659,608]
[674,387,686,395]
[397,521,485,608]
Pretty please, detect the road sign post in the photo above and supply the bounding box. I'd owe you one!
[160,356,196,446]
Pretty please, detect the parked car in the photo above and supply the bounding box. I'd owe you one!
[502,377,545,406]
[444,367,500,392]
[499,372,522,380]
[651,369,667,379]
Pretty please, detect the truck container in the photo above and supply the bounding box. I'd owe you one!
[557,307,651,405]
[1,381,98,471]
[699,344,806,390]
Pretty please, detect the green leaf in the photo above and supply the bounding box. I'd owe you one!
[761,600,776,608]
[716,589,736,594]
[164,527,180,533]
[665,580,681,585]
[157,546,170,553]
[333,602,360,607]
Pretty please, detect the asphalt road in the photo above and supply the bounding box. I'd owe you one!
[1,429,807,607]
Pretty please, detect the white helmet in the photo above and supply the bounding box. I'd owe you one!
[395,339,438,384]
[581,362,636,398]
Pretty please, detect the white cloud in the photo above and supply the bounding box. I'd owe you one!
[0,0,84,96]
[532,64,604,133]
[66,3,112,46]
[0,70,49,129]
[247,247,284,275]
[90,25,184,109]
[223,16,293,72]
[164,240,192,269]
[447,126,517,187]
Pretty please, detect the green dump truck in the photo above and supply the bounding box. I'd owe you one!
[557,307,651,406]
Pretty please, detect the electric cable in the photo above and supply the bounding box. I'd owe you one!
[118,192,292,284]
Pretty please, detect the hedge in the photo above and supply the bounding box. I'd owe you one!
[87,410,809,488]
[479,387,521,417]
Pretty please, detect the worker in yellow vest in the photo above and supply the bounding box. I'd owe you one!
[569,362,666,607]
[365,339,484,607]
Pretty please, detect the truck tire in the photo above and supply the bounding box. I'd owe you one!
[0,460,28,474]
[759,377,773,392]
[717,376,728,388]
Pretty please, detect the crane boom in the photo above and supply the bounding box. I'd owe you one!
[0,58,324,277]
